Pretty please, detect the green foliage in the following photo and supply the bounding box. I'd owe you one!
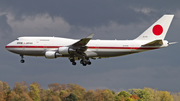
[13,81,28,95]
[66,93,78,101]
[102,89,114,101]
[118,90,131,98]
[112,90,116,95]
[60,90,69,101]
[3,82,11,101]
[114,95,121,101]
[29,83,40,101]
[159,91,173,101]
[84,90,96,101]
[129,88,150,101]
[0,81,179,101]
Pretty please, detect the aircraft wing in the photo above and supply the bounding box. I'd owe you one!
[142,40,163,46]
[71,33,94,47]
[68,33,94,54]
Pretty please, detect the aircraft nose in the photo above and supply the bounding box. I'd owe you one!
[5,43,12,51]
[5,44,9,50]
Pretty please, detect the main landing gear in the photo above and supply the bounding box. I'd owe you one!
[80,60,91,66]
[20,55,25,63]
[69,57,92,66]
[70,58,76,65]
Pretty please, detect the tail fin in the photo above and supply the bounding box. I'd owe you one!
[135,15,174,40]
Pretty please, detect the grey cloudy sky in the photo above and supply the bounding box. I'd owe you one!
[0,0,180,92]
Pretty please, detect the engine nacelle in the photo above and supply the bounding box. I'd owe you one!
[58,47,69,54]
[58,47,75,54]
[45,51,57,59]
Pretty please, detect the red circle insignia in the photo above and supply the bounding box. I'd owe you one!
[152,25,163,36]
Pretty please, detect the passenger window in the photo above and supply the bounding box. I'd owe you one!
[17,42,23,44]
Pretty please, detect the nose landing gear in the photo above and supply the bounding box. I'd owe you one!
[20,55,25,63]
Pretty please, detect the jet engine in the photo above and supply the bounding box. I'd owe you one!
[45,51,57,59]
[58,47,75,54]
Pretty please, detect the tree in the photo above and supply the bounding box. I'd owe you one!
[66,93,78,101]
[0,81,179,101]
[48,83,62,92]
[0,81,4,101]
[32,82,41,90]
[130,95,139,100]
[114,95,121,101]
[118,91,131,98]
[171,92,180,101]
[143,87,158,101]
[59,90,69,101]
[67,83,86,101]
[159,91,173,101]
[129,88,150,101]
[29,83,40,101]
[61,84,67,90]
[138,90,150,101]
[102,89,114,101]
[13,81,28,95]
[9,91,19,101]
[3,82,11,101]
[83,90,95,101]
[0,81,3,91]
[94,89,104,101]
[51,95,61,101]
[39,89,46,101]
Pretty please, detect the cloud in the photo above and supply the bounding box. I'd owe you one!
[0,14,12,38]
[1,0,180,93]
[132,7,157,15]
[6,13,71,37]
[71,20,152,40]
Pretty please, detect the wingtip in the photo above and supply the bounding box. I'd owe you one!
[86,33,95,38]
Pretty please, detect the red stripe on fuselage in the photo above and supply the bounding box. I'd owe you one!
[5,46,159,50]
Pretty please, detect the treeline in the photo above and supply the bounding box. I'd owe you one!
[0,81,179,101]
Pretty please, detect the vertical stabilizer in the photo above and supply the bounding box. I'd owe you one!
[135,15,174,40]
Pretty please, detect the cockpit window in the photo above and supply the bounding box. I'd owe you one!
[16,39,19,40]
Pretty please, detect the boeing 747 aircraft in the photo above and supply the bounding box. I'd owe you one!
[5,15,175,66]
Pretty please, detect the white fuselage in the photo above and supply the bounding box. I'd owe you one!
[5,36,168,58]
[4,15,174,65]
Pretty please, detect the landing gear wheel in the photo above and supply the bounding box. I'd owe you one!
[82,63,87,66]
[70,59,74,62]
[82,61,87,66]
[87,61,91,65]
[80,60,83,64]
[20,60,25,63]
[72,62,76,65]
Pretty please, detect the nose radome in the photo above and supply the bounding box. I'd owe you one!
[5,43,11,50]
[5,44,9,50]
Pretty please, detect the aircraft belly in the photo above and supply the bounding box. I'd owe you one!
[9,48,45,56]
[95,51,136,57]
[91,49,138,57]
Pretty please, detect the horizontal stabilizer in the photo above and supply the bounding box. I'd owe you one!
[169,42,177,45]
[142,40,163,46]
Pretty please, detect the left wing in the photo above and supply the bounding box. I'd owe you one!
[69,33,94,53]
[71,33,94,47]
